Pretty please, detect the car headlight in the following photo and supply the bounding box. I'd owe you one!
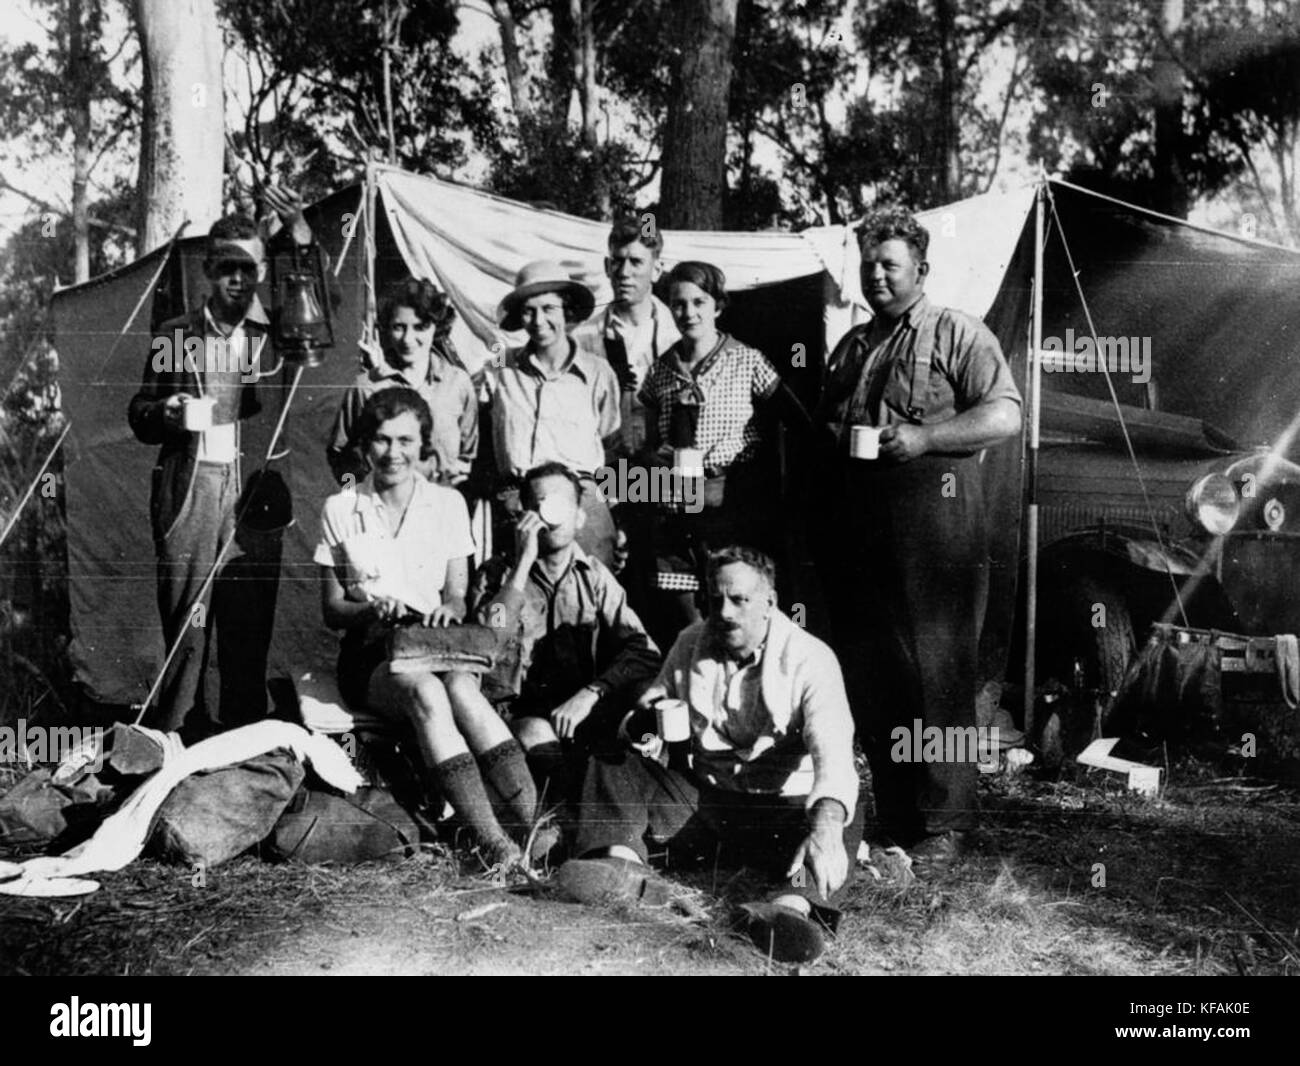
[1263,497,1286,531]
[1186,473,1240,534]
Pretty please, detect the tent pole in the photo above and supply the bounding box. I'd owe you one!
[1023,175,1046,737]
[364,154,379,332]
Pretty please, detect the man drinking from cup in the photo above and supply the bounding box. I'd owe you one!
[470,462,661,810]
[813,205,1021,874]
[128,189,315,739]
[555,546,861,965]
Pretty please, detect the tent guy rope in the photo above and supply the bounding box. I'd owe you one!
[131,363,308,726]
[1043,181,1190,630]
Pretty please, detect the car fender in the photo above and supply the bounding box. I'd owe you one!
[1040,527,1203,578]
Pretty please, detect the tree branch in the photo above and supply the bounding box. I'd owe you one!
[0,176,136,237]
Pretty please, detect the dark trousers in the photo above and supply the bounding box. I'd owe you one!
[575,748,864,913]
[152,463,280,738]
[645,461,776,653]
[814,452,987,841]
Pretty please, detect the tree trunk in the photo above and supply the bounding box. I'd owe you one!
[659,0,737,229]
[492,0,529,121]
[936,0,961,202]
[68,0,92,282]
[1152,0,1188,217]
[571,0,598,147]
[134,0,224,255]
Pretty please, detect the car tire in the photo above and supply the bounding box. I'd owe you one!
[1043,574,1137,697]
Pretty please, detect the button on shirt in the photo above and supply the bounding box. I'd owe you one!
[638,334,780,472]
[314,475,475,621]
[818,294,1021,451]
[641,610,858,815]
[327,351,478,484]
[487,341,621,478]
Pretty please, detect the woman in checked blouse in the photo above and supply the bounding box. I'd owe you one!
[638,260,807,649]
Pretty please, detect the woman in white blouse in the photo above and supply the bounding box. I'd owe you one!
[316,388,536,867]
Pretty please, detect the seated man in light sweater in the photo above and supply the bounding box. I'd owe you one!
[556,545,861,964]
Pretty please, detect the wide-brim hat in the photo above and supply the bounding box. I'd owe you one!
[497,259,595,332]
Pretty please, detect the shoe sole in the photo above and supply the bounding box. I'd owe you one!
[741,903,825,964]
[555,858,671,907]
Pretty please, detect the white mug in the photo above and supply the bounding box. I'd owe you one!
[849,424,881,460]
[538,496,575,528]
[672,447,705,479]
[655,698,691,743]
[183,395,217,431]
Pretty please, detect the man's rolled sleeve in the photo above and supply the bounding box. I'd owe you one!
[946,314,1022,412]
[798,644,859,817]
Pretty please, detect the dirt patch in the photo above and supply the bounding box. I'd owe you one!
[3,759,1298,976]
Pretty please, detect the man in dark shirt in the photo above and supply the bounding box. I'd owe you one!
[814,205,1021,872]
[471,462,661,807]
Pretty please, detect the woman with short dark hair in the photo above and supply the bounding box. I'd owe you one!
[317,387,536,867]
[637,260,806,648]
[326,276,478,488]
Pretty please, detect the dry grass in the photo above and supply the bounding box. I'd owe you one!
[2,755,1298,976]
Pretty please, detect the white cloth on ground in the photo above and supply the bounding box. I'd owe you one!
[7,721,363,888]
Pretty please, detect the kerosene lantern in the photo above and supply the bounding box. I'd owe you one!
[270,242,333,367]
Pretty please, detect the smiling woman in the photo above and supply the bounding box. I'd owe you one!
[635,260,797,649]
[315,387,538,866]
[326,276,477,488]
[485,260,620,565]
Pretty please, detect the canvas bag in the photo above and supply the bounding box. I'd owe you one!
[150,748,304,867]
[264,784,423,863]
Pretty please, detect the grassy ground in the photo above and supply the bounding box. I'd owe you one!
[3,753,1297,977]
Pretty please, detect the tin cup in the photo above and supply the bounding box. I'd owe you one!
[537,496,575,529]
[655,698,691,743]
[183,395,217,431]
[849,424,881,460]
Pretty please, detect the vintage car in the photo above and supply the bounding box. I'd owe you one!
[1029,390,1300,699]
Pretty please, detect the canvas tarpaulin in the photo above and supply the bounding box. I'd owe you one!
[53,189,369,705]
[60,170,1288,712]
[51,173,862,706]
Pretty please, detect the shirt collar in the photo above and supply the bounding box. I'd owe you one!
[203,295,268,336]
[371,350,446,386]
[871,293,929,337]
[523,338,591,382]
[529,542,592,589]
[352,473,432,514]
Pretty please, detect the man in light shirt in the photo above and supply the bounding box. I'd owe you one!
[487,259,621,566]
[128,190,313,739]
[556,545,862,964]
[573,217,681,603]
[574,216,680,457]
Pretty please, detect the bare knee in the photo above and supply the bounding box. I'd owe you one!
[513,715,557,750]
[404,674,453,726]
